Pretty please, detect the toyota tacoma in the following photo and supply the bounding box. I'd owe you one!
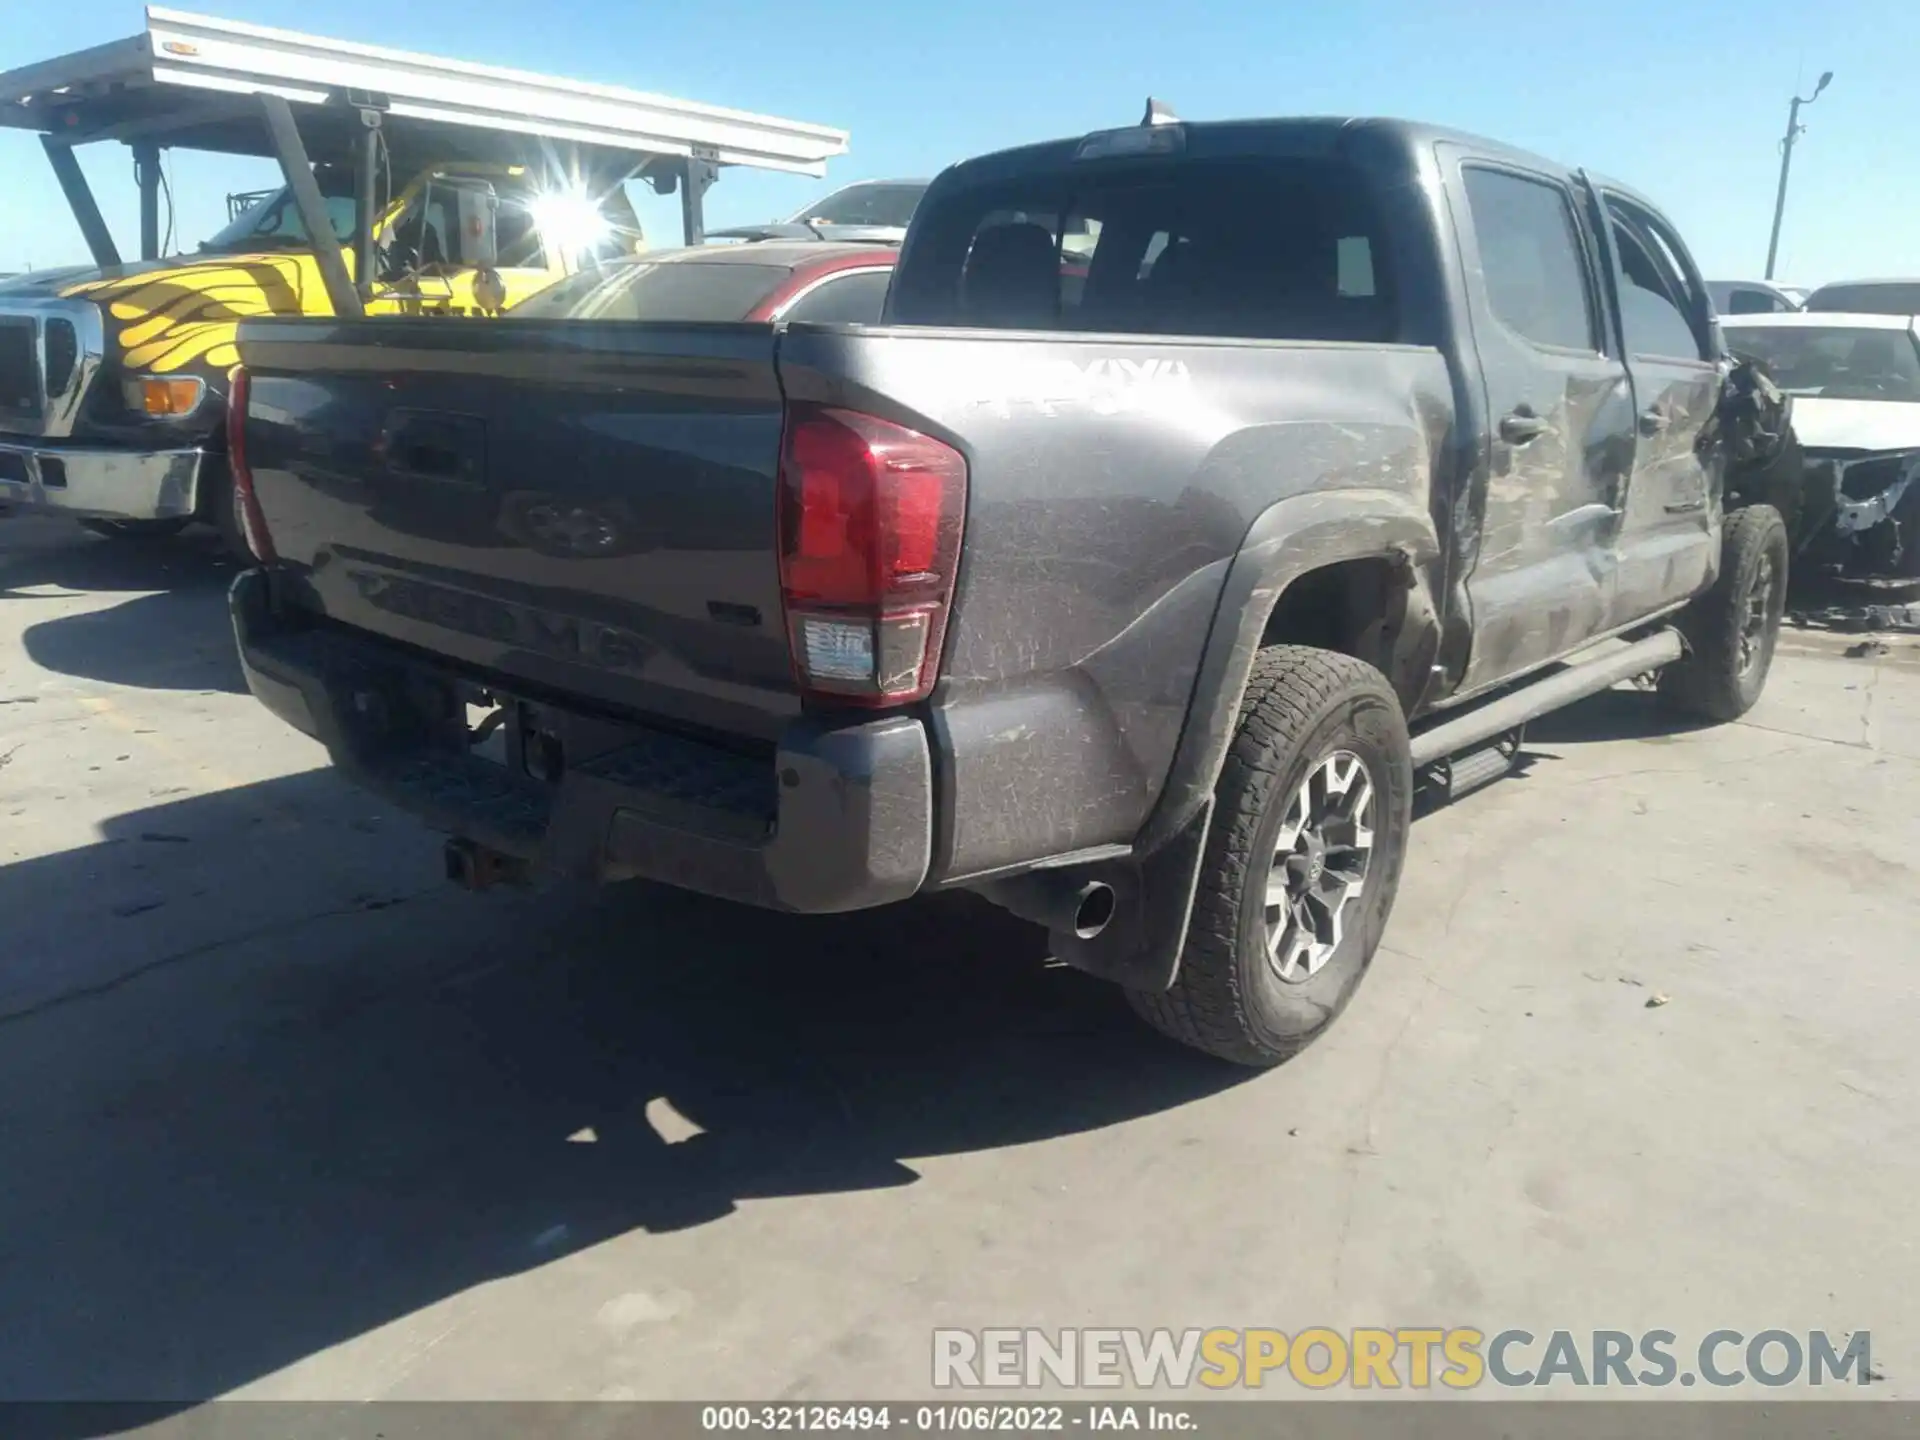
[225,108,1790,1065]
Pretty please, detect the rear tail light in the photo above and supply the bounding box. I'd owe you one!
[225,365,276,562]
[776,404,967,706]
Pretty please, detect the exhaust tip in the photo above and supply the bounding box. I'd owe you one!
[1072,882,1117,940]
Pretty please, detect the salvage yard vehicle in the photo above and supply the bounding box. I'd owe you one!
[226,106,1790,1066]
[0,7,848,547]
[1707,279,1804,315]
[746,178,1102,260]
[1721,312,1920,581]
[780,179,930,242]
[513,241,897,328]
[1802,279,1920,316]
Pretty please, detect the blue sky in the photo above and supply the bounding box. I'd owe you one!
[1,0,1911,285]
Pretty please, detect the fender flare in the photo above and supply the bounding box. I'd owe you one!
[1134,487,1442,856]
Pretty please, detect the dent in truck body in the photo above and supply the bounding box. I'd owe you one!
[1609,367,1723,622]
[1588,182,1725,636]
[777,326,1455,880]
[1439,148,1639,695]
[1454,365,1638,689]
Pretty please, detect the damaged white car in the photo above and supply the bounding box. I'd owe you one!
[1720,312,1920,583]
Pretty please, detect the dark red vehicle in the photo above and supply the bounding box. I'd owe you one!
[510,240,898,326]
[440,241,899,558]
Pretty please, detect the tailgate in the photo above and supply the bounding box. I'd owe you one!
[238,317,797,741]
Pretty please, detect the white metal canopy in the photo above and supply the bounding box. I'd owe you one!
[0,6,851,177]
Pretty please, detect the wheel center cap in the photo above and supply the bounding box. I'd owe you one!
[1297,831,1328,886]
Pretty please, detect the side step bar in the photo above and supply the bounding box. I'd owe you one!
[1409,629,1684,768]
[1424,730,1526,804]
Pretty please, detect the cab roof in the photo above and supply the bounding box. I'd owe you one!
[940,113,1677,220]
[952,115,1564,174]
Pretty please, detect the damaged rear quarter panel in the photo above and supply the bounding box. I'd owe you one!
[778,327,1453,880]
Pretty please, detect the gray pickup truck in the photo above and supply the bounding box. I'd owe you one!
[227,111,1789,1065]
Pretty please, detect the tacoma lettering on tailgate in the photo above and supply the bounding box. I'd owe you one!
[347,570,656,673]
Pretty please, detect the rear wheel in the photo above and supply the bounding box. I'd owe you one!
[1127,645,1414,1067]
[1658,504,1789,722]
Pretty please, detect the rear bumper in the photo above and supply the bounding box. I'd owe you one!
[230,567,933,913]
[0,439,203,521]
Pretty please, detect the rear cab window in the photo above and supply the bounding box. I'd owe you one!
[889,154,1400,344]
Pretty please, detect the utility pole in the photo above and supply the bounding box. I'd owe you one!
[1764,69,1832,280]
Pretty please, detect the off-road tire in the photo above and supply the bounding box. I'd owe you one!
[1657,504,1789,722]
[1127,646,1414,1067]
[78,517,191,540]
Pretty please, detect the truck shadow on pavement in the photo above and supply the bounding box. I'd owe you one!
[0,768,1245,1413]
[1523,687,1716,745]
[5,520,248,694]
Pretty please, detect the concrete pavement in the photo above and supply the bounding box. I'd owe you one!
[2,514,1915,1407]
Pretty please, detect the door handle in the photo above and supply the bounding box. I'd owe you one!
[1639,407,1670,436]
[1498,411,1547,445]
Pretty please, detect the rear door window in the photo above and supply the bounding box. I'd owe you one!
[1604,198,1711,361]
[1460,167,1598,353]
[890,157,1399,343]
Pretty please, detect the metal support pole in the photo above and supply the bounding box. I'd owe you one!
[1763,98,1801,282]
[40,135,121,270]
[134,140,161,260]
[256,93,364,318]
[680,154,718,246]
[353,108,382,300]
